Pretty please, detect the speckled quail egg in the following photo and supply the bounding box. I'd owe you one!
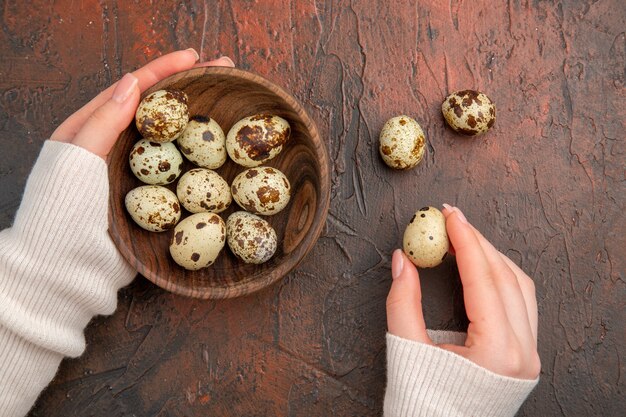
[177,116,227,169]
[169,212,226,270]
[226,114,291,167]
[226,211,277,264]
[128,139,183,185]
[403,206,449,268]
[125,185,181,232]
[379,115,426,170]
[231,167,291,215]
[441,90,496,136]
[135,89,189,142]
[176,168,231,214]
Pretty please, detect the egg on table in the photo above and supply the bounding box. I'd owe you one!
[177,115,227,169]
[226,114,290,167]
[135,89,189,143]
[125,185,181,232]
[226,211,277,264]
[169,212,226,270]
[231,167,291,215]
[379,115,426,170]
[129,139,183,185]
[441,90,496,136]
[176,168,231,214]
[403,206,449,268]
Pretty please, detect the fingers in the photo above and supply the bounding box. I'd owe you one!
[444,207,509,338]
[500,254,538,343]
[194,56,236,68]
[386,249,432,344]
[70,73,140,159]
[469,225,535,347]
[51,49,213,142]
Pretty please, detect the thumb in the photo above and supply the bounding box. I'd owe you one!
[71,73,140,159]
[386,249,432,344]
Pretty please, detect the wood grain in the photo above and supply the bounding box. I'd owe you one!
[0,0,622,416]
[108,67,330,299]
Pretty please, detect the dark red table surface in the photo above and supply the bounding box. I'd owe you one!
[0,1,623,416]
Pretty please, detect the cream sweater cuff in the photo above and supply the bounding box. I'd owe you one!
[0,141,136,416]
[384,332,538,417]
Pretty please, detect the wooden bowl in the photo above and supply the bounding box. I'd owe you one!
[108,67,330,299]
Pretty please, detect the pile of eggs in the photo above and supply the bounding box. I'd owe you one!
[378,90,496,268]
[125,88,292,270]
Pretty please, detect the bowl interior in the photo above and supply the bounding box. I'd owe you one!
[108,67,329,299]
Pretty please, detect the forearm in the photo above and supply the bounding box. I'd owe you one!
[0,141,136,416]
[384,331,538,417]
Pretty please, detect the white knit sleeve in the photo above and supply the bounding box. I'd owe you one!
[0,141,136,417]
[384,332,538,417]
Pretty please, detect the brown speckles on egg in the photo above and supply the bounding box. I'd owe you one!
[442,90,496,136]
[135,89,189,142]
[226,114,291,167]
[202,130,214,142]
[403,206,449,268]
[226,211,277,264]
[125,186,181,232]
[176,168,231,214]
[379,115,426,170]
[129,139,182,185]
[231,167,290,215]
[158,161,171,172]
[256,186,281,205]
[169,213,225,270]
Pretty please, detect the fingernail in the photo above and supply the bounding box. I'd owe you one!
[442,203,453,212]
[391,249,404,280]
[112,73,138,103]
[219,56,235,67]
[186,48,200,61]
[454,207,468,224]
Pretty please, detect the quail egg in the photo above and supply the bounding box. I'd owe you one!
[125,185,181,232]
[177,116,227,169]
[231,167,291,215]
[226,211,277,264]
[128,139,183,185]
[403,206,449,268]
[379,115,426,170]
[441,90,496,136]
[226,114,291,167]
[135,89,189,142]
[176,168,231,214]
[169,212,226,270]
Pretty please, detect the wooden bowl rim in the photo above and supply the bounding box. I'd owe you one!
[107,66,330,299]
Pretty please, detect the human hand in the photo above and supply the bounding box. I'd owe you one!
[386,204,540,380]
[50,49,235,159]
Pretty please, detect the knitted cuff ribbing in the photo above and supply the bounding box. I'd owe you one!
[384,333,538,417]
